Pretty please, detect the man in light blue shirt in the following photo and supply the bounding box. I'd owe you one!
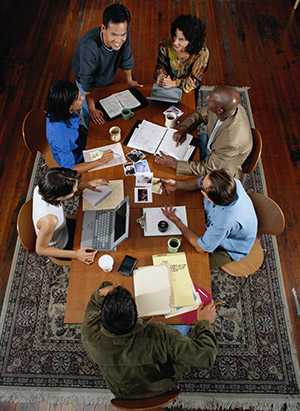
[161,169,258,269]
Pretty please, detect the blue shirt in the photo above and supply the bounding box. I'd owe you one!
[197,179,258,261]
[46,114,84,168]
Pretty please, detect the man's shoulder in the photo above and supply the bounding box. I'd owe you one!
[78,27,100,51]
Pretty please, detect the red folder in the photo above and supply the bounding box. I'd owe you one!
[180,287,212,324]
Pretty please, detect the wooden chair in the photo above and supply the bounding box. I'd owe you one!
[221,191,285,277]
[241,128,262,179]
[111,391,178,411]
[22,109,58,168]
[17,199,71,267]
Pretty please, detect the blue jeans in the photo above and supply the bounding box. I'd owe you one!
[76,81,90,129]
[171,325,192,336]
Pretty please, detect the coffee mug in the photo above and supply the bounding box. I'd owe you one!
[164,112,177,128]
[168,237,181,253]
[121,108,134,120]
[98,254,114,272]
[158,220,169,233]
[109,126,121,142]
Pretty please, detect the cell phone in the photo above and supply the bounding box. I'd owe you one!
[118,255,137,276]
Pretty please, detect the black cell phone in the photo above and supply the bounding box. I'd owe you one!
[118,255,137,276]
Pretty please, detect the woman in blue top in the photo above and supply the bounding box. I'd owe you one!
[46,80,113,173]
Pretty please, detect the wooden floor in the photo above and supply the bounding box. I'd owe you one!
[0,0,299,408]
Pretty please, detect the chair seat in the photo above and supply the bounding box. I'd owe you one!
[221,239,264,277]
[111,391,178,410]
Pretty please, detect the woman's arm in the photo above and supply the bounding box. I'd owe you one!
[36,215,97,263]
[73,150,114,174]
[178,46,210,93]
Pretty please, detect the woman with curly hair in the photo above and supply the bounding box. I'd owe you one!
[155,15,209,94]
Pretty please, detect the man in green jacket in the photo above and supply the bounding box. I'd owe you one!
[81,282,218,399]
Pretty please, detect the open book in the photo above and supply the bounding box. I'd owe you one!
[99,89,141,119]
[127,120,195,161]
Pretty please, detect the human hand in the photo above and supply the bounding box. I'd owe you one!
[87,179,109,192]
[197,302,217,324]
[161,206,181,224]
[173,129,187,146]
[89,107,105,125]
[127,79,143,88]
[76,248,97,264]
[160,178,177,195]
[99,150,114,164]
[160,75,177,88]
[154,152,177,169]
[98,284,115,297]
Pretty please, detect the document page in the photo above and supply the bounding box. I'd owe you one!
[143,206,188,236]
[115,90,140,109]
[83,142,126,171]
[99,95,123,118]
[157,128,194,160]
[83,180,124,211]
[133,264,171,317]
[127,120,166,154]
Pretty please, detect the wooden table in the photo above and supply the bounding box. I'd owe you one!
[64,84,210,324]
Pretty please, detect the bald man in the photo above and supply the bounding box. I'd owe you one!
[155,86,253,178]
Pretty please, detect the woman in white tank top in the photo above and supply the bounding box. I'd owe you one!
[33,167,106,264]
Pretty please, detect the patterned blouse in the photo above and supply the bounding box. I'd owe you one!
[155,40,210,93]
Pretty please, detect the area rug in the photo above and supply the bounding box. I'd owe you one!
[0,87,299,410]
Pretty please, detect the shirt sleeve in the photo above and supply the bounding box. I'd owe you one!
[119,34,134,70]
[197,219,230,252]
[160,320,217,376]
[177,46,210,93]
[154,43,170,77]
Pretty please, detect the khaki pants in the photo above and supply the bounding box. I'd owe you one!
[209,249,232,270]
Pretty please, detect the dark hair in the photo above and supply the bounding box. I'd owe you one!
[46,80,79,123]
[101,286,137,335]
[103,3,131,27]
[205,169,236,206]
[171,14,206,55]
[38,168,80,206]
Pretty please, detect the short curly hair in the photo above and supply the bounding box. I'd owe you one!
[171,14,206,55]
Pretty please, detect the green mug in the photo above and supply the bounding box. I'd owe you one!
[121,108,134,120]
[168,237,181,253]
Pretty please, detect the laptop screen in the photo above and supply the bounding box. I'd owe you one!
[114,201,127,242]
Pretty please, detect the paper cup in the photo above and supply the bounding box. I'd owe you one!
[98,254,114,272]
[164,112,177,128]
[168,237,181,253]
[109,126,121,142]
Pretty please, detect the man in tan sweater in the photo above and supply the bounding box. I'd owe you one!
[155,86,252,178]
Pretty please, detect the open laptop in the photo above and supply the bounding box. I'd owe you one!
[80,197,130,250]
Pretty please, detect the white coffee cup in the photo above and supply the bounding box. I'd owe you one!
[109,126,121,142]
[164,112,177,128]
[98,254,114,272]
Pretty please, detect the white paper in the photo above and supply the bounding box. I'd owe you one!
[82,186,112,206]
[127,120,166,154]
[156,128,194,160]
[116,90,140,109]
[133,264,171,316]
[82,142,126,172]
[143,206,188,236]
[99,95,123,118]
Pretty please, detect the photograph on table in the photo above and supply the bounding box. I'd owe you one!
[134,159,151,173]
[135,172,153,187]
[123,162,136,176]
[126,149,146,163]
[134,187,153,203]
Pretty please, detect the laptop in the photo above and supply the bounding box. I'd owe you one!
[147,84,183,104]
[80,197,130,250]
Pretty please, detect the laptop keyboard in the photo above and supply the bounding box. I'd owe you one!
[93,211,114,250]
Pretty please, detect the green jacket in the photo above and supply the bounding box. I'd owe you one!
[81,284,218,399]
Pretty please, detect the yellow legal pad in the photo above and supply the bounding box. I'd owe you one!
[152,252,195,307]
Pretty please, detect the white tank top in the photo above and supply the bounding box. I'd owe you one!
[32,186,69,249]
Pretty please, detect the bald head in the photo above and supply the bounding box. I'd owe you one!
[207,86,240,118]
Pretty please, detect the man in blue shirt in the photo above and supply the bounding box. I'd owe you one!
[161,169,258,269]
[72,3,141,126]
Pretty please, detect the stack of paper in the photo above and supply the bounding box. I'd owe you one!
[152,252,201,319]
[127,120,195,161]
[143,206,188,236]
[83,142,126,172]
[82,180,124,211]
[133,264,171,317]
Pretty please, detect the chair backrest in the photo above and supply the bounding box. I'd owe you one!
[17,199,36,253]
[248,191,285,236]
[22,109,47,154]
[111,391,178,411]
[242,128,262,174]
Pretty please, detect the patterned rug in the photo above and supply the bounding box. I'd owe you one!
[0,87,299,410]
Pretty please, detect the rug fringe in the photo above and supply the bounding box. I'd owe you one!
[171,393,300,411]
